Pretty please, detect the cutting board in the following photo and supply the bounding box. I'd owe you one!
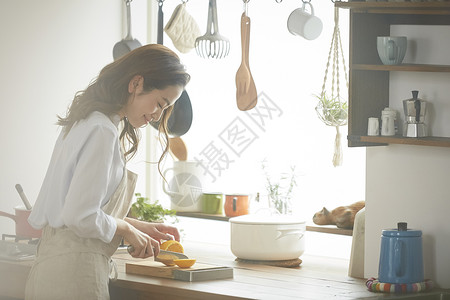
[125,260,233,282]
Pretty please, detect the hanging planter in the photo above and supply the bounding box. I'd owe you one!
[314,6,348,167]
[314,94,348,127]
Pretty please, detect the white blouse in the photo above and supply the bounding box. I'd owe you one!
[29,111,125,243]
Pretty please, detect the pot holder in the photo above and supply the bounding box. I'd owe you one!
[236,257,302,268]
[366,277,433,294]
[164,3,201,53]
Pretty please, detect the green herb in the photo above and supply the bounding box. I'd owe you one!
[130,193,177,223]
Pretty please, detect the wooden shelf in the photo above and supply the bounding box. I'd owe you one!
[305,225,353,236]
[177,211,229,222]
[353,63,450,73]
[349,135,450,148]
[176,212,353,236]
[339,1,450,148]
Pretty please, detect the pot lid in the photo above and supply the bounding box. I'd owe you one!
[149,90,192,137]
[229,214,306,225]
[382,222,422,237]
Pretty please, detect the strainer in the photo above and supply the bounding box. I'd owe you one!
[195,0,230,59]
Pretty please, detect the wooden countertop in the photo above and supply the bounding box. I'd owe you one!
[111,240,373,300]
[0,240,375,300]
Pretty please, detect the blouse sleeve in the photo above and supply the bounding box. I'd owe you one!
[61,123,120,243]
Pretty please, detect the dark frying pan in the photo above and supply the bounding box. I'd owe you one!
[113,0,142,60]
[150,0,193,137]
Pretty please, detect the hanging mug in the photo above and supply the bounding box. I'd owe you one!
[287,2,323,40]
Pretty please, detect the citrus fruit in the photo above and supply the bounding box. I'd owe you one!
[173,259,196,268]
[157,254,176,266]
[160,240,184,253]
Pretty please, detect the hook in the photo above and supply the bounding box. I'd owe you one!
[243,0,249,15]
[302,0,311,3]
[275,0,282,3]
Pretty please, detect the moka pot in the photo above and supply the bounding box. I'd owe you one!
[403,90,427,137]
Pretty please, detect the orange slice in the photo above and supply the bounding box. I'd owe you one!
[173,259,196,268]
[160,240,184,253]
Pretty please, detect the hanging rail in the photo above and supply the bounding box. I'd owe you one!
[273,0,342,3]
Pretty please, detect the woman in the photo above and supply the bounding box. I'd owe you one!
[25,44,190,299]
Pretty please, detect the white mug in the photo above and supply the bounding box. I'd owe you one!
[287,2,323,40]
[367,117,379,136]
[162,161,205,212]
[377,36,407,65]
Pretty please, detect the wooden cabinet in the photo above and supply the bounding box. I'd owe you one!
[335,1,450,147]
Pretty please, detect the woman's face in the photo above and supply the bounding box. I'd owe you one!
[120,77,183,128]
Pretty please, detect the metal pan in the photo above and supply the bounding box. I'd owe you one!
[150,0,193,137]
[113,0,142,60]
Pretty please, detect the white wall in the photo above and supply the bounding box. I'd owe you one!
[366,145,450,287]
[365,25,450,288]
[0,0,151,236]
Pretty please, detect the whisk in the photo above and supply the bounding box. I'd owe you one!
[195,0,230,59]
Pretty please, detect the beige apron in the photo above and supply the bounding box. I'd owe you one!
[25,169,137,300]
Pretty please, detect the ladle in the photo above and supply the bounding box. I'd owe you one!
[112,0,142,60]
[195,0,230,59]
[235,12,257,111]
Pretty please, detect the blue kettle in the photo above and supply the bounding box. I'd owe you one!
[378,222,424,284]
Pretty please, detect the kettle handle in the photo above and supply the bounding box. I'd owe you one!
[394,239,404,277]
[162,167,175,196]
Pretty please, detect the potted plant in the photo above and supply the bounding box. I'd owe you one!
[129,193,178,224]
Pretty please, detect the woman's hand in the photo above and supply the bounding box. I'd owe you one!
[115,219,159,259]
[124,217,181,250]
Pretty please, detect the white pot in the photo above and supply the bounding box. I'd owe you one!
[229,214,306,261]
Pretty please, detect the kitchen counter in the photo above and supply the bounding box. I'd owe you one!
[4,239,448,300]
[110,241,374,300]
[0,239,377,300]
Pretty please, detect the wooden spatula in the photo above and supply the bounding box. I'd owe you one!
[235,12,257,111]
[169,137,187,161]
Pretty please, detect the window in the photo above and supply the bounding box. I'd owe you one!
[130,0,365,258]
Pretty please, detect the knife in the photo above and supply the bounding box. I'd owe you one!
[127,245,189,261]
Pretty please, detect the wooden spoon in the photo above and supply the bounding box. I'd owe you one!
[169,137,187,161]
[235,12,257,111]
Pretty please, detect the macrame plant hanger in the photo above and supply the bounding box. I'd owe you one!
[316,6,348,167]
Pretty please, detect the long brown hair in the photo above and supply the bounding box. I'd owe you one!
[57,44,190,170]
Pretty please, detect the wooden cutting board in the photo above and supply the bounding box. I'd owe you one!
[125,260,233,282]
